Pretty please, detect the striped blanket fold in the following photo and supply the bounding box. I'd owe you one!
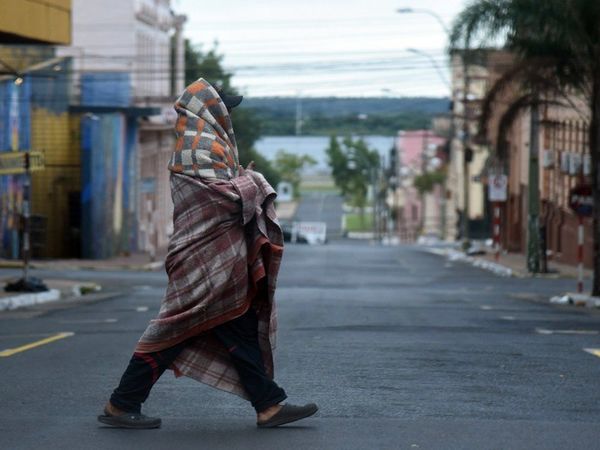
[135,79,283,399]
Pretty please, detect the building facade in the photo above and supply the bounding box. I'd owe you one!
[463,48,593,269]
[58,0,186,258]
[0,1,75,259]
[444,50,515,241]
[0,0,71,45]
[393,130,445,242]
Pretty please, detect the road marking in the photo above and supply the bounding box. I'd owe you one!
[134,285,153,291]
[58,318,117,324]
[480,306,493,310]
[0,332,74,357]
[501,315,516,321]
[136,306,149,312]
[536,328,599,335]
[584,348,600,358]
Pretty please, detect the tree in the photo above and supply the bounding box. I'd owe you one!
[326,136,380,226]
[184,40,280,188]
[451,0,600,295]
[273,151,316,199]
[414,170,446,195]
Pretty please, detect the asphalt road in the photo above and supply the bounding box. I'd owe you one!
[1,243,600,449]
[294,192,344,239]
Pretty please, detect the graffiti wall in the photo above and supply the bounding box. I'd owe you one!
[0,78,31,259]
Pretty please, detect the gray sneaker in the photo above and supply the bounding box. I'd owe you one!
[98,408,162,429]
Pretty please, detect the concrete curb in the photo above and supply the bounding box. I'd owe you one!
[0,289,61,311]
[0,262,165,272]
[424,247,514,277]
[0,282,105,312]
[550,293,600,309]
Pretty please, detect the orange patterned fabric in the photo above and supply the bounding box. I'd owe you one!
[168,78,240,181]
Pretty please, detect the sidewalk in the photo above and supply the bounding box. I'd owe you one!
[424,244,600,309]
[479,251,593,279]
[0,252,165,272]
[0,278,102,312]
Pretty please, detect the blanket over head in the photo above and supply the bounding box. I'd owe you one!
[135,79,283,399]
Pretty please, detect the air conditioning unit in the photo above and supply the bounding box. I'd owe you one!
[542,149,554,168]
[583,154,592,176]
[560,152,570,173]
[569,153,582,175]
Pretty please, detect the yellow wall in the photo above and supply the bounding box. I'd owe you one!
[0,0,71,45]
[30,109,80,258]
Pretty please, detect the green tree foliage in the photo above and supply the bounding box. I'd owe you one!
[413,170,446,194]
[184,40,280,187]
[273,151,317,199]
[451,0,600,295]
[326,135,380,213]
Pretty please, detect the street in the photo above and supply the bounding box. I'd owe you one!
[1,243,600,449]
[293,192,345,240]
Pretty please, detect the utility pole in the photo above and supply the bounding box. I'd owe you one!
[460,53,471,245]
[527,99,541,272]
[295,93,303,136]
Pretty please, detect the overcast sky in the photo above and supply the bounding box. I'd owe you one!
[175,0,470,97]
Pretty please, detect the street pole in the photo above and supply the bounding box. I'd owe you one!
[22,152,31,281]
[493,202,501,262]
[527,99,541,273]
[461,54,471,245]
[577,215,584,293]
[371,167,378,241]
[295,93,303,136]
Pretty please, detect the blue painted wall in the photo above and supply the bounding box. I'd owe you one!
[80,113,137,259]
[81,73,131,108]
[0,79,32,259]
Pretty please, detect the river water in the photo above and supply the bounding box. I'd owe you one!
[254,135,396,173]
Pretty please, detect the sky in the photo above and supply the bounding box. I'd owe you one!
[175,0,470,98]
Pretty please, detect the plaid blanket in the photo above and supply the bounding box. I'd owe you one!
[135,79,283,399]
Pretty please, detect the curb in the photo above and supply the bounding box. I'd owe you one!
[0,289,61,311]
[0,282,104,312]
[550,293,600,309]
[0,262,164,272]
[424,247,514,277]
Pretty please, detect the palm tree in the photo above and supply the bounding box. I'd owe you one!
[451,0,600,296]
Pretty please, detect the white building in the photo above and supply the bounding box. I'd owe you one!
[59,0,187,258]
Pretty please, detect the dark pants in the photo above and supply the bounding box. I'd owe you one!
[110,308,287,413]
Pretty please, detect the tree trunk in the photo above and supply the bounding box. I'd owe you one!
[590,78,600,297]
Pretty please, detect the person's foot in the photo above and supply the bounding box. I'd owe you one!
[97,402,162,429]
[257,403,318,428]
[257,403,283,422]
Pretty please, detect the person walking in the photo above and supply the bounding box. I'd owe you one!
[97,79,317,429]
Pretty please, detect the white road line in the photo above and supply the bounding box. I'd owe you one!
[536,328,599,335]
[480,306,493,310]
[501,315,516,321]
[58,318,118,324]
[136,306,149,312]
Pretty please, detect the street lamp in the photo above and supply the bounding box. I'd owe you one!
[406,48,451,89]
[396,7,451,35]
